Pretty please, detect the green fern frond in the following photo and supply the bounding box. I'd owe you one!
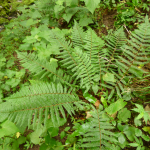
[49,27,98,90]
[77,106,118,150]
[16,51,76,87]
[83,28,105,81]
[72,20,85,48]
[0,81,83,129]
[105,27,127,59]
[103,17,150,99]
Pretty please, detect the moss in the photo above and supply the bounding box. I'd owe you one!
[0,0,35,25]
[0,18,9,24]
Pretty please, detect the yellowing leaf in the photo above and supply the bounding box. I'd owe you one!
[142,126,150,134]
[4,76,8,79]
[32,47,37,50]
[16,132,21,138]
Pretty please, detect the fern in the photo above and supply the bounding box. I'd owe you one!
[0,81,83,129]
[0,15,150,150]
[76,106,119,150]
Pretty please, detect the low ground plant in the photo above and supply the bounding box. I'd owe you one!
[0,0,150,150]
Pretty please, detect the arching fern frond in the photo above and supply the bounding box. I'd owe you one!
[49,27,98,91]
[16,51,76,87]
[102,16,150,99]
[72,20,85,48]
[83,28,105,81]
[0,81,83,129]
[61,47,97,90]
[76,106,119,150]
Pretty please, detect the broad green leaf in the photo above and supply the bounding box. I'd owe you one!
[117,108,131,122]
[31,27,41,36]
[101,96,108,108]
[5,69,16,78]
[79,17,93,26]
[1,84,10,91]
[63,7,79,23]
[17,136,26,145]
[6,78,21,88]
[141,134,150,142]
[134,117,142,126]
[29,128,46,144]
[40,143,49,150]
[49,58,58,73]
[55,0,65,5]
[47,44,60,55]
[128,143,139,147]
[65,134,76,145]
[83,0,100,14]
[118,133,126,144]
[105,99,127,115]
[124,127,135,141]
[48,127,59,137]
[135,128,142,137]
[26,19,38,27]
[20,19,38,27]
[19,43,32,50]
[92,84,99,95]
[15,69,25,78]
[23,36,37,43]
[6,59,15,68]
[4,69,16,79]
[83,92,97,104]
[123,92,131,101]
[60,131,66,139]
[31,10,42,19]
[54,5,65,18]
[103,73,116,82]
[0,120,20,138]
[142,126,150,134]
[70,0,78,6]
[117,123,125,132]
[143,112,150,125]
[64,127,70,132]
[0,72,4,79]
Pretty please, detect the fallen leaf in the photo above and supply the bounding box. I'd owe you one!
[95,100,100,108]
[86,111,92,119]
[110,112,118,119]
[16,132,21,138]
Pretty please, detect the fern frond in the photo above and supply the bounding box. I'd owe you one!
[83,28,106,81]
[103,17,150,99]
[72,20,85,48]
[0,82,83,129]
[49,27,98,90]
[77,106,118,150]
[16,51,77,87]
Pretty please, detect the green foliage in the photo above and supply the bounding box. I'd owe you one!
[1,0,150,149]
[0,0,35,24]
[74,106,119,150]
[132,104,150,125]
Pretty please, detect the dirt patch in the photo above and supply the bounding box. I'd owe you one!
[103,10,117,31]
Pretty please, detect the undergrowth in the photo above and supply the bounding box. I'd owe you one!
[0,0,150,150]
